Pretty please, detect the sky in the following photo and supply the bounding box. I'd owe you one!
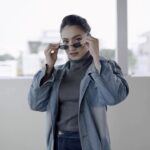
[0,0,150,57]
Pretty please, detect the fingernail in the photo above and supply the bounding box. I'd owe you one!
[51,50,55,54]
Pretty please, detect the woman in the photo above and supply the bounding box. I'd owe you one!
[28,14,129,150]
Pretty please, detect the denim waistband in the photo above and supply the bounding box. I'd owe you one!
[56,130,80,138]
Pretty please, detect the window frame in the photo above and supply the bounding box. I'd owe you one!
[116,0,128,76]
[0,0,136,79]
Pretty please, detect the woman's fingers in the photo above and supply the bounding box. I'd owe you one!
[45,43,59,54]
[44,43,60,66]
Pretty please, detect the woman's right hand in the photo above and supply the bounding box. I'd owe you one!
[44,43,59,68]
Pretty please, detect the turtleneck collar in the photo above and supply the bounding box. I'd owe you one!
[68,51,93,71]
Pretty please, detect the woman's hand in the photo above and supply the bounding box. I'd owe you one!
[44,43,59,68]
[85,35,101,73]
[85,35,100,61]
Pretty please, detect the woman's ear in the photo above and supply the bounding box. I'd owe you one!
[87,32,91,36]
[84,39,89,49]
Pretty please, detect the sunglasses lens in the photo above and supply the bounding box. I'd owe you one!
[73,42,82,48]
[59,42,82,50]
[59,45,69,50]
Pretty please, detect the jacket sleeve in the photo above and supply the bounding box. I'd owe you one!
[28,66,57,112]
[89,59,129,106]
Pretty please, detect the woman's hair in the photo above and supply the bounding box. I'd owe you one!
[60,14,91,34]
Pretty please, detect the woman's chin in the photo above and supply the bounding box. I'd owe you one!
[69,56,81,61]
[68,51,88,61]
[68,54,81,60]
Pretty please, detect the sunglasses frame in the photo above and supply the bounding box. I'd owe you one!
[59,42,83,50]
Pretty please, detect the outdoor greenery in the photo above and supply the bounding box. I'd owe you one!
[0,54,15,61]
[101,48,137,69]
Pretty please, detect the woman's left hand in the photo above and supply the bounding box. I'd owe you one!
[85,35,101,73]
[85,35,100,62]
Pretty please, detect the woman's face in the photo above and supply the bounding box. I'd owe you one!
[61,25,88,61]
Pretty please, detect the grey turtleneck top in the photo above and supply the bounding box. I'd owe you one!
[57,52,93,132]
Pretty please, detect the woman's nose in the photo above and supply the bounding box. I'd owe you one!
[68,45,75,51]
[68,41,75,51]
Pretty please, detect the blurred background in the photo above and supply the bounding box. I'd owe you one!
[0,0,150,77]
[0,0,150,150]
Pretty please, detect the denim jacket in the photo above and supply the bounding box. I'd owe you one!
[28,56,129,150]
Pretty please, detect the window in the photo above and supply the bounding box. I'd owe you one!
[128,0,150,76]
[0,0,116,77]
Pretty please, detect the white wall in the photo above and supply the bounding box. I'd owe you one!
[108,77,150,150]
[0,78,46,150]
[0,77,150,150]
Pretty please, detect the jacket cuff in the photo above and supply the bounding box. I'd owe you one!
[39,65,56,86]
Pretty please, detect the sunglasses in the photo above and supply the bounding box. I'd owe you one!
[59,42,83,50]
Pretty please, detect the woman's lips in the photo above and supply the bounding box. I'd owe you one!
[69,52,79,56]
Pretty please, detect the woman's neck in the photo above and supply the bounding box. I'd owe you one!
[69,51,93,71]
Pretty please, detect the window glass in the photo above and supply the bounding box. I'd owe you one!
[128,0,150,76]
[0,0,116,77]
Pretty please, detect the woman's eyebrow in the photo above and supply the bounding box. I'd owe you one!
[62,34,82,40]
[72,34,82,39]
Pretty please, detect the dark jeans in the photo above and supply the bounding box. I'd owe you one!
[54,131,82,150]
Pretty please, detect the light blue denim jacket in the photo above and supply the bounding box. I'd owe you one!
[28,56,129,150]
